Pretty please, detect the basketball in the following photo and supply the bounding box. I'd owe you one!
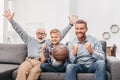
[52,44,69,61]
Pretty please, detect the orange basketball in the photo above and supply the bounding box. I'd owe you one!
[52,44,69,61]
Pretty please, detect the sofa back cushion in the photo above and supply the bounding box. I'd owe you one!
[0,43,27,64]
[100,41,107,57]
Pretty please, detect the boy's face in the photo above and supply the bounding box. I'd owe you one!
[50,33,61,45]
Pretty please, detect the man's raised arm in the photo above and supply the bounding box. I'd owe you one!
[3,9,31,44]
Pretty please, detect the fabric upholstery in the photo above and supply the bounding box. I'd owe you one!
[100,41,106,56]
[0,41,119,80]
[0,64,19,80]
[107,57,120,80]
[40,72,59,80]
[0,43,27,64]
[39,72,111,80]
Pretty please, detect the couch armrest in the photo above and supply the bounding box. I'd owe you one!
[107,56,120,80]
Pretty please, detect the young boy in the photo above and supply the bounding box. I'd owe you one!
[40,29,69,72]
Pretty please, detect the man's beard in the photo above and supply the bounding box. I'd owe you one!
[77,33,86,41]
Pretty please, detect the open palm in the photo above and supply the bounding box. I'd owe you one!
[3,9,15,21]
[69,15,78,25]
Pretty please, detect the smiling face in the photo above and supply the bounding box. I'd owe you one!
[36,28,47,42]
[75,20,88,42]
[50,29,61,45]
[50,33,61,45]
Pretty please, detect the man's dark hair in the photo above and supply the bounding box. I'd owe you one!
[75,19,87,29]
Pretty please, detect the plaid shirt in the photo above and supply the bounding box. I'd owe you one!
[44,43,64,66]
[44,44,53,65]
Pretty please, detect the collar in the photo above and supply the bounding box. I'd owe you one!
[76,35,88,44]
[49,43,54,48]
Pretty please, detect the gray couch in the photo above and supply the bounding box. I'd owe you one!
[0,41,120,80]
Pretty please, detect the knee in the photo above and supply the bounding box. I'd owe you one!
[63,62,69,67]
[40,63,46,70]
[96,60,106,69]
[66,64,76,70]
[18,65,26,71]
[17,66,29,75]
[30,68,40,74]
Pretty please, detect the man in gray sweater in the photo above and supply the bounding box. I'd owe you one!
[3,9,78,80]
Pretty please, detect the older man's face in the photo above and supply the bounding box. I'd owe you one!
[36,28,46,42]
[75,23,87,39]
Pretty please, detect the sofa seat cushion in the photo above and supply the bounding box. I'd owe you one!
[39,71,111,80]
[58,73,95,80]
[0,43,27,64]
[40,72,59,80]
[12,69,17,80]
[0,64,19,80]
[13,71,111,80]
[13,71,60,80]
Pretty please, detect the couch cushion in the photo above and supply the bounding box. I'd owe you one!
[40,72,59,80]
[0,43,27,64]
[0,64,19,80]
[58,73,95,80]
[12,69,17,80]
[13,71,60,80]
[77,73,94,80]
[100,41,107,57]
[12,71,111,80]
[39,72,110,80]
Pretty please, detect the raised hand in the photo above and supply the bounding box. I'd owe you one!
[3,9,15,21]
[69,15,78,26]
[85,42,94,55]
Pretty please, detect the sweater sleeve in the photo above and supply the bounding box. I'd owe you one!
[10,20,32,44]
[60,24,72,41]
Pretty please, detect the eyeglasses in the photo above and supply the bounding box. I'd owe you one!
[36,32,46,36]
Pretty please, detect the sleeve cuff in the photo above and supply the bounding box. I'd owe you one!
[9,19,14,23]
[69,23,74,26]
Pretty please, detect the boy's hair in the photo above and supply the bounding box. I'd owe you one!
[75,19,87,29]
[50,28,61,35]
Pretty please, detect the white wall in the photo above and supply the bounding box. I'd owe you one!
[0,0,4,43]
[4,0,70,44]
[76,0,120,58]
[3,0,120,58]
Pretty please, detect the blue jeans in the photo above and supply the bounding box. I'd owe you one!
[40,61,69,72]
[64,60,106,80]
